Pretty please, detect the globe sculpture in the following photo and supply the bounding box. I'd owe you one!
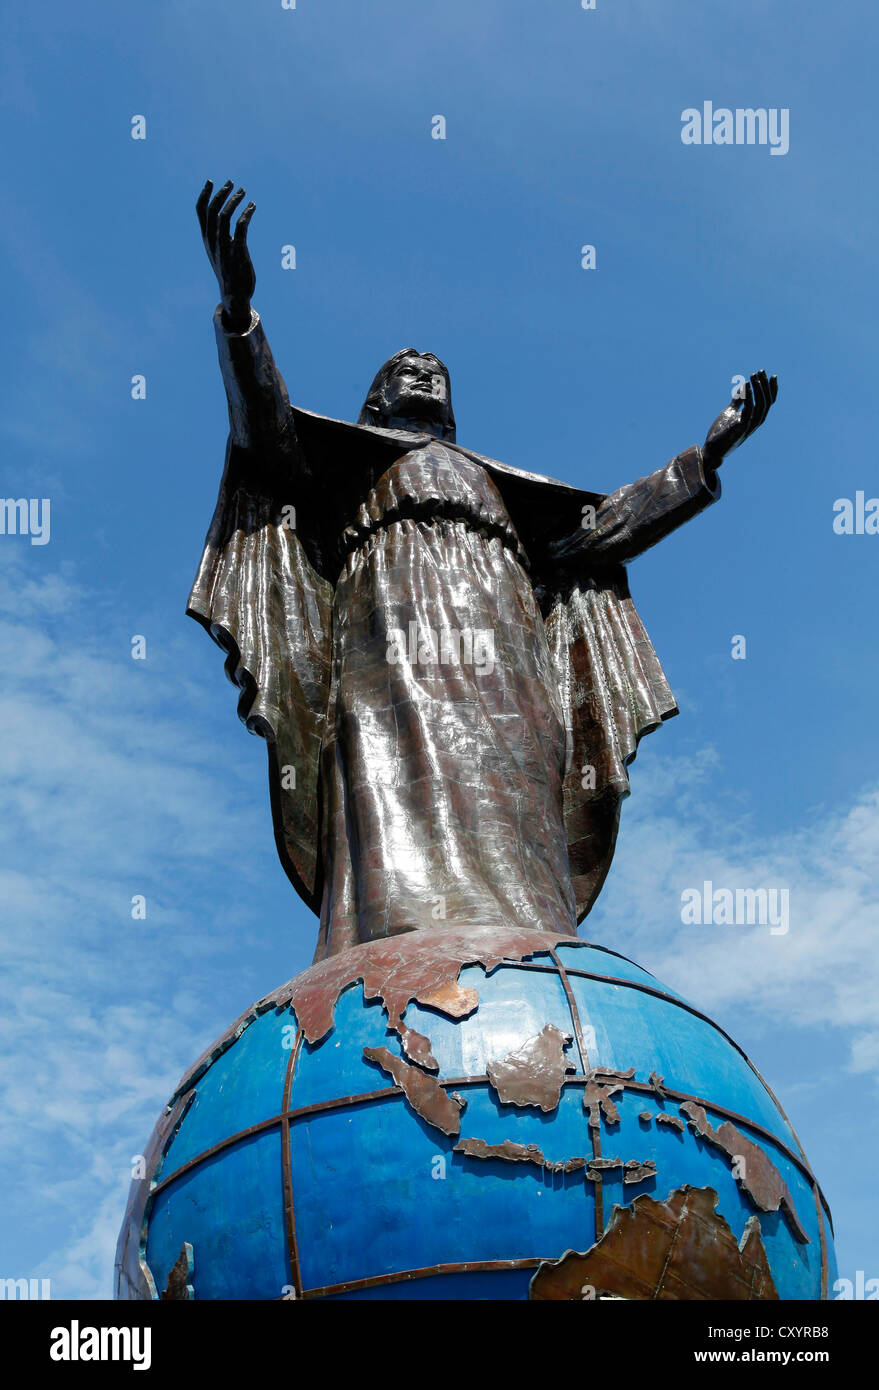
[115,925,835,1301]
[115,182,834,1301]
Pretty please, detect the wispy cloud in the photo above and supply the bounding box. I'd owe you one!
[592,748,879,1081]
[0,554,303,1297]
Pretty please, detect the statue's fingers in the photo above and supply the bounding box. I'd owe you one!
[233,201,256,248]
[750,371,769,431]
[769,373,779,404]
[218,187,246,246]
[758,369,774,422]
[751,375,767,428]
[196,179,213,236]
[739,378,754,433]
[206,180,234,253]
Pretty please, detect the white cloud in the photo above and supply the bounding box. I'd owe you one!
[2,552,875,1297]
[592,751,879,1082]
[0,557,289,1297]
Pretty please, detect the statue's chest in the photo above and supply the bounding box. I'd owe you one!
[342,441,515,551]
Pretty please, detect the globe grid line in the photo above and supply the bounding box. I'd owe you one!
[550,951,832,1298]
[121,163,838,1306]
[298,1258,550,1301]
[549,946,605,1239]
[146,1074,830,1300]
[147,1072,829,1214]
[159,955,803,1133]
[129,942,834,1300]
[280,1027,304,1299]
[140,1063,832,1297]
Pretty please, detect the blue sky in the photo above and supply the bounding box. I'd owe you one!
[0,0,876,1296]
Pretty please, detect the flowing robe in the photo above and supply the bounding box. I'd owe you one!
[189,309,721,960]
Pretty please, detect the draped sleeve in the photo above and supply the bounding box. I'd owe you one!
[534,447,721,920]
[187,309,333,911]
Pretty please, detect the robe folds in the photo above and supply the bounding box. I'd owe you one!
[188,308,721,959]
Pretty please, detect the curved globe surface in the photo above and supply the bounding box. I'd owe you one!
[115,926,835,1301]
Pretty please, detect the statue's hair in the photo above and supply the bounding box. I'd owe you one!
[358,348,456,441]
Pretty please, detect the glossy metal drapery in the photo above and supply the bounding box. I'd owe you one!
[188,309,721,957]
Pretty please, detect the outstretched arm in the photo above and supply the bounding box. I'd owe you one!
[547,371,778,570]
[196,179,296,458]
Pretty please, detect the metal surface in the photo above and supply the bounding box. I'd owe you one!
[190,180,778,957]
[485,1023,576,1112]
[115,1088,194,1302]
[160,1244,194,1301]
[144,1070,826,1213]
[550,945,606,1236]
[113,188,823,1303]
[530,1186,780,1301]
[453,1137,590,1173]
[135,934,833,1225]
[301,1259,546,1301]
[117,932,835,1300]
[680,1102,809,1243]
[363,1045,466,1136]
[280,1028,303,1299]
[656,1113,686,1133]
[279,924,584,1045]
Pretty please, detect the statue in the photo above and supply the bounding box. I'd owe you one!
[190,179,777,962]
[114,181,838,1306]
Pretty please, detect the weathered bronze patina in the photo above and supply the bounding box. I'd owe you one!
[115,925,832,1301]
[112,183,829,1307]
[191,180,778,962]
[530,1187,780,1301]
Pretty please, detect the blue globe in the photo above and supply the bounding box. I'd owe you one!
[115,926,835,1301]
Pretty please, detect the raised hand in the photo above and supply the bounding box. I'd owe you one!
[196,180,256,332]
[703,370,778,468]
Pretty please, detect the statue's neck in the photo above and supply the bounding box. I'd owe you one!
[380,414,447,440]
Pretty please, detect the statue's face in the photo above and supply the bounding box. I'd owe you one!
[380,354,451,427]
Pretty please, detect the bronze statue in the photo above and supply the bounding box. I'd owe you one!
[191,179,778,962]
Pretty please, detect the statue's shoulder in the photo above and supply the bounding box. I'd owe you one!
[292,406,433,451]
[292,407,601,499]
[289,408,605,564]
[449,442,595,500]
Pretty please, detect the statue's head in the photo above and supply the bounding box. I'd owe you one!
[358,349,455,441]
